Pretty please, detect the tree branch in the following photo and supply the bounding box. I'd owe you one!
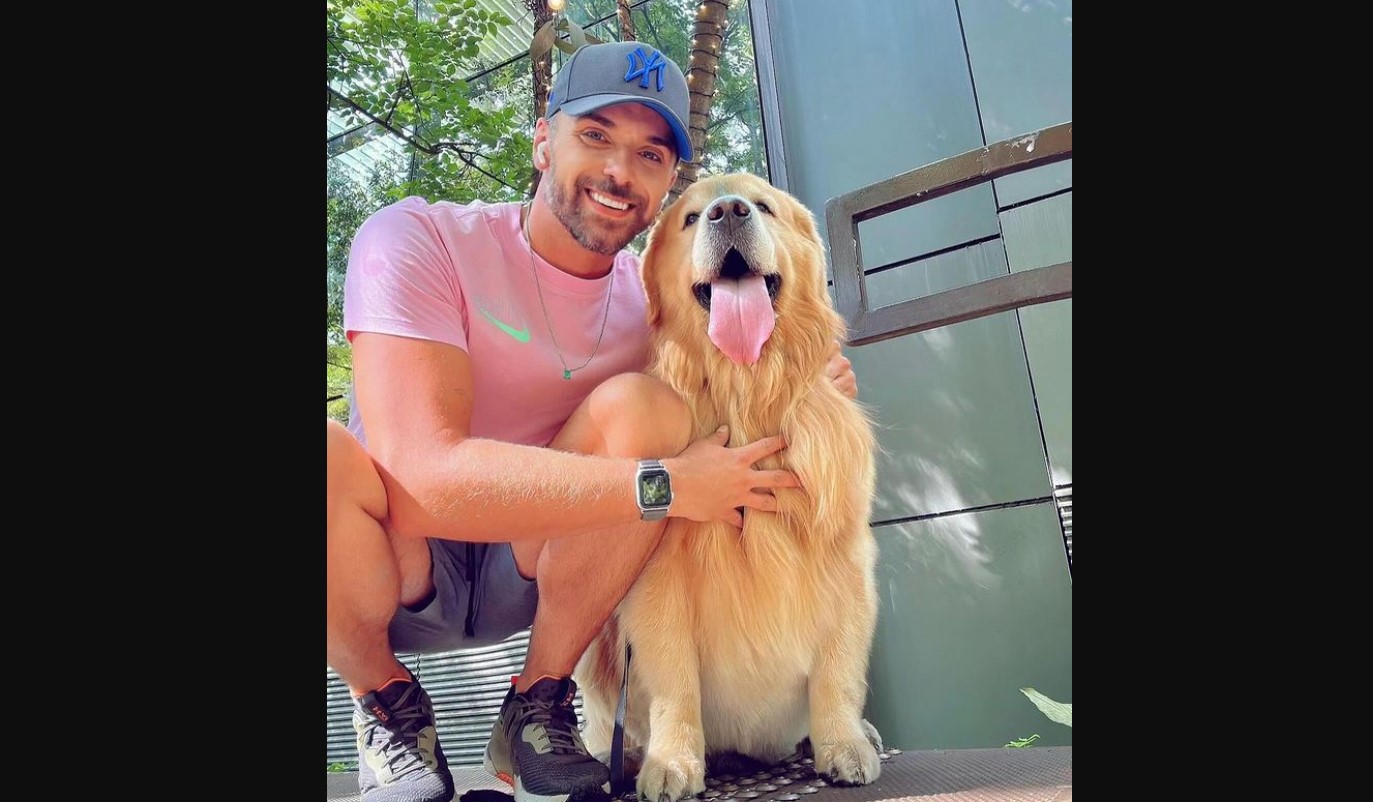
[642,0,664,50]
[326,85,522,193]
[453,148,525,194]
[616,0,636,40]
[401,69,426,123]
[326,85,455,157]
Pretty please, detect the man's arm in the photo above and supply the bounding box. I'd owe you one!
[353,332,796,543]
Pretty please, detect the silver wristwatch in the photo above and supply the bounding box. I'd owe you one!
[635,459,673,521]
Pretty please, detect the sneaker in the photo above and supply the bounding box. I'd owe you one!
[352,669,455,802]
[483,676,610,802]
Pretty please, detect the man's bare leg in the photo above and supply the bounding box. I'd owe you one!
[329,420,456,801]
[326,419,437,695]
[510,373,692,692]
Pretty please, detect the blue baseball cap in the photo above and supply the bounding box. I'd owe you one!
[546,41,693,162]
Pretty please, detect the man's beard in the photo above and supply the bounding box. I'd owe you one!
[545,160,649,255]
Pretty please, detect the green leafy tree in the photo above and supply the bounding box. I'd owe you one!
[328,0,533,202]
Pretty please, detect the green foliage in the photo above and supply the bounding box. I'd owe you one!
[327,343,355,424]
[1005,688,1070,747]
[327,0,532,203]
[328,761,358,772]
[1020,687,1072,728]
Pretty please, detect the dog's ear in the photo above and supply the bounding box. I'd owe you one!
[789,195,825,251]
[639,223,665,327]
[640,189,691,327]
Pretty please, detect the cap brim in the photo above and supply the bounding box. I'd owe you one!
[555,94,693,163]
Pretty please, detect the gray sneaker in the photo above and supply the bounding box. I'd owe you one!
[483,677,610,802]
[353,669,454,802]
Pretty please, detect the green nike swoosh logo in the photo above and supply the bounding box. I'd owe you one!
[479,308,530,343]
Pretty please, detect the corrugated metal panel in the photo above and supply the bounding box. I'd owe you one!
[1054,484,1072,569]
[327,628,589,769]
[422,630,533,768]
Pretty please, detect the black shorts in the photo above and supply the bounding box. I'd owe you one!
[387,540,539,653]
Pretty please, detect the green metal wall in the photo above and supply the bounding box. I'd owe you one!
[756,0,1072,749]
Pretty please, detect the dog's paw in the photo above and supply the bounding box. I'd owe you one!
[814,735,881,787]
[637,750,706,802]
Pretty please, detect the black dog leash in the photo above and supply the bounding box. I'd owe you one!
[610,642,633,796]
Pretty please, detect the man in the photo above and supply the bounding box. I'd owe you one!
[327,41,857,802]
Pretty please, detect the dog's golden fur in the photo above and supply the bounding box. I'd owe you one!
[574,173,882,801]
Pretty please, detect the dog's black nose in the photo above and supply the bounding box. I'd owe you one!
[706,195,752,235]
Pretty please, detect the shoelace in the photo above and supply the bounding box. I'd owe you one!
[368,686,433,776]
[515,697,585,754]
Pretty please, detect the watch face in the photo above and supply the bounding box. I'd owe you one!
[639,470,671,507]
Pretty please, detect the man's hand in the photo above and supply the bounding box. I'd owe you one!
[663,426,800,529]
[825,341,858,399]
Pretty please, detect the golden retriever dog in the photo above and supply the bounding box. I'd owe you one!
[574,173,882,801]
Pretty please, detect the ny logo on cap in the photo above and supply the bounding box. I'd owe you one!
[624,47,666,92]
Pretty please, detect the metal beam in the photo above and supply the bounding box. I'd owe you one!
[846,262,1072,346]
[825,121,1072,345]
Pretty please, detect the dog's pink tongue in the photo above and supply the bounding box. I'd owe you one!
[708,275,775,365]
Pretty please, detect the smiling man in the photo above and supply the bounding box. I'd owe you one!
[328,41,857,802]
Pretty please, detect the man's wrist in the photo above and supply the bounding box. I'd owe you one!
[634,458,674,521]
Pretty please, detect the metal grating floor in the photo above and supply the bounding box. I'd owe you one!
[326,746,1071,802]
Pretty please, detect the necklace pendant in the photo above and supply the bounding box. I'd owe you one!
[563,369,572,380]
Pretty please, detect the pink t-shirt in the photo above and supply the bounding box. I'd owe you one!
[344,196,651,448]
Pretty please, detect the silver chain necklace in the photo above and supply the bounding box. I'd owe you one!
[523,201,615,380]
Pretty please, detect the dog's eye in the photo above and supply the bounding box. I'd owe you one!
[684,212,700,227]
[756,201,773,215]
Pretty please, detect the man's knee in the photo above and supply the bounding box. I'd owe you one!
[587,373,692,458]
[327,419,387,521]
